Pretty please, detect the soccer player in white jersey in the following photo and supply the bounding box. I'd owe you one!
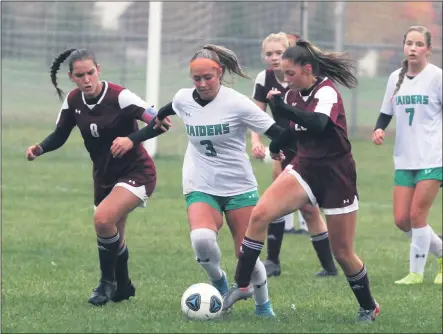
[250,32,338,278]
[111,44,286,316]
[372,26,442,285]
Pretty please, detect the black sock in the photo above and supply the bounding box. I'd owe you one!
[311,232,337,272]
[267,218,285,264]
[347,265,376,311]
[115,243,130,287]
[97,232,120,282]
[235,237,264,288]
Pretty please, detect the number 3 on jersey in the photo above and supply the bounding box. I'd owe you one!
[405,107,415,126]
[90,123,100,137]
[200,140,217,156]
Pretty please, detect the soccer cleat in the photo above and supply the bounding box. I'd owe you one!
[222,283,254,311]
[255,300,276,317]
[434,258,442,285]
[112,280,136,302]
[358,300,380,321]
[211,270,229,296]
[315,268,338,277]
[262,259,281,277]
[88,279,117,306]
[394,272,424,285]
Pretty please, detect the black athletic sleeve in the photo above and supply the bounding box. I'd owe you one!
[269,127,296,154]
[128,116,166,145]
[263,123,284,140]
[156,102,176,120]
[127,102,176,145]
[374,113,393,131]
[253,84,268,103]
[39,126,73,154]
[269,96,329,133]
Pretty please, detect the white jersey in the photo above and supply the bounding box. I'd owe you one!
[172,85,275,196]
[380,63,442,170]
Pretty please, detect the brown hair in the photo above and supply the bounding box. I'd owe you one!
[282,39,357,89]
[49,49,98,101]
[392,26,432,98]
[191,44,249,82]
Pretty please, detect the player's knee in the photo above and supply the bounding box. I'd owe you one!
[330,241,353,265]
[190,228,216,255]
[394,214,411,231]
[409,205,428,227]
[250,205,270,232]
[94,209,115,233]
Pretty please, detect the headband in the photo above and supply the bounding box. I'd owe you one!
[190,58,221,69]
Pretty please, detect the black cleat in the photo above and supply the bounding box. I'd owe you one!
[315,268,338,277]
[112,280,136,302]
[262,259,281,277]
[88,279,117,306]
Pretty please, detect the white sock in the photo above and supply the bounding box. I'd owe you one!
[250,258,269,305]
[409,226,431,275]
[190,228,223,281]
[429,228,443,258]
[284,213,294,230]
[405,228,442,258]
[298,211,308,231]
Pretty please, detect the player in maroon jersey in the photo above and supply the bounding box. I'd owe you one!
[251,32,337,278]
[25,49,171,306]
[223,40,379,321]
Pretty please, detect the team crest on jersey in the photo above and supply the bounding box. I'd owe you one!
[75,109,81,114]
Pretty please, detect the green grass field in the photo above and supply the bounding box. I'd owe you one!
[1,59,442,333]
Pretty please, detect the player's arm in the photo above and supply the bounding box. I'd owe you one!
[249,71,269,158]
[127,102,176,145]
[373,113,392,131]
[30,97,76,158]
[269,95,329,133]
[250,100,267,145]
[39,126,74,154]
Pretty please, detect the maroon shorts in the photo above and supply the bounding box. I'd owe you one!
[287,154,359,214]
[94,171,156,207]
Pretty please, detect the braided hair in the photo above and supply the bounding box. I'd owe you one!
[49,49,98,101]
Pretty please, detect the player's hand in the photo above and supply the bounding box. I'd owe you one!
[154,116,172,132]
[26,144,43,161]
[372,129,385,145]
[271,151,285,161]
[266,88,282,101]
[251,141,266,159]
[111,137,134,158]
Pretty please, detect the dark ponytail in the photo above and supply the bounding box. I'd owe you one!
[282,39,358,89]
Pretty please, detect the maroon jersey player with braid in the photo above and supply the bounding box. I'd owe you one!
[25,49,171,306]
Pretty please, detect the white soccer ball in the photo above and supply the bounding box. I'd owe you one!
[180,283,223,320]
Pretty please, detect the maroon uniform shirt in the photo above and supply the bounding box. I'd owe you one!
[284,78,358,212]
[56,81,156,205]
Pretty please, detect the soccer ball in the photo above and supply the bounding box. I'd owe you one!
[180,283,223,320]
